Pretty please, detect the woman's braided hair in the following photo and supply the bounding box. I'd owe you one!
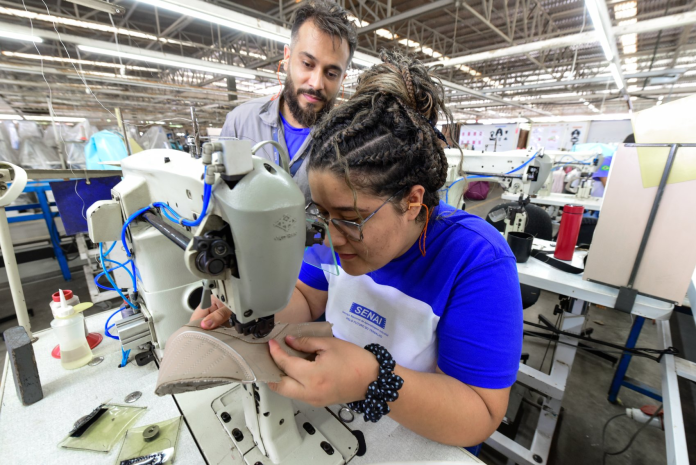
[308,50,458,221]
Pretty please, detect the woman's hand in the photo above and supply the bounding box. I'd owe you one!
[189,295,232,329]
[268,336,379,407]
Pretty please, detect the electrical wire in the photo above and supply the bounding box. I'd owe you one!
[120,167,212,257]
[602,405,663,464]
[538,312,562,372]
[98,242,137,309]
[104,307,123,340]
[523,331,673,361]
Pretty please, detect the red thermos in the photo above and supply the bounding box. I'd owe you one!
[554,205,584,260]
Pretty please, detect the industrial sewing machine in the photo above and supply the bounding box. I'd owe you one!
[443,148,605,232]
[86,140,359,464]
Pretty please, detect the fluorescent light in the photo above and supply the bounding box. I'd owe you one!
[78,45,255,79]
[585,0,614,61]
[137,0,290,43]
[65,0,124,15]
[254,85,281,96]
[608,63,625,90]
[2,51,160,72]
[531,113,630,123]
[352,57,377,68]
[24,115,86,122]
[0,114,23,120]
[0,6,187,45]
[0,30,43,43]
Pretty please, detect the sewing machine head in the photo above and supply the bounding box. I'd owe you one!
[87,141,309,351]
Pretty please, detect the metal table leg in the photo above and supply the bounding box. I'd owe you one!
[486,298,586,465]
[0,207,33,339]
[607,316,662,403]
[34,186,71,281]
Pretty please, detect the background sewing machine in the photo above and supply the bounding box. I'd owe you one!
[86,140,360,464]
[442,148,552,237]
[442,148,605,228]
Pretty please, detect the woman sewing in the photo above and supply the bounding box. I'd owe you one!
[192,51,522,447]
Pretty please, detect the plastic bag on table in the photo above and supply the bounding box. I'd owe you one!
[115,416,182,464]
[18,136,61,168]
[138,126,171,150]
[59,403,147,453]
[0,133,19,165]
[85,130,128,170]
[16,120,43,140]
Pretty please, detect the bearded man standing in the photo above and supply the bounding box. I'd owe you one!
[220,1,357,203]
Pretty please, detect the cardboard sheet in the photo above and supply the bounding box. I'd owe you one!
[633,94,696,188]
[583,145,696,303]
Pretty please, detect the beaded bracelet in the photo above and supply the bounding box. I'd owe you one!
[347,343,404,423]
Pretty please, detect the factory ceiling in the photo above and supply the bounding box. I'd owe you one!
[0,0,694,127]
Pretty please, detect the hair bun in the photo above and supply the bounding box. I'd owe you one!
[375,50,441,126]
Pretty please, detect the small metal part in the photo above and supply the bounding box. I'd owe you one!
[142,424,160,441]
[320,441,335,455]
[338,407,355,423]
[231,428,244,442]
[124,391,142,403]
[220,412,232,423]
[88,356,104,366]
[533,454,543,463]
[135,351,156,366]
[303,422,316,435]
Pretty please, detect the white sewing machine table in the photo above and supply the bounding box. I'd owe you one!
[0,311,481,465]
[485,238,679,465]
[501,192,603,212]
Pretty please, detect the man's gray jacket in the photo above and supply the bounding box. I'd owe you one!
[220,95,313,204]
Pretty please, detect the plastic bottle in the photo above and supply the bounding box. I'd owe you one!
[554,205,585,260]
[50,289,93,370]
[50,290,88,337]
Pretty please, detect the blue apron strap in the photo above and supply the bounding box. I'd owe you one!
[271,126,281,166]
[289,139,313,177]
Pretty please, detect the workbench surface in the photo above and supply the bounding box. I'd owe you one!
[1,311,482,464]
[0,311,204,465]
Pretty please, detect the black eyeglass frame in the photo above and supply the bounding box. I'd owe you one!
[305,188,406,242]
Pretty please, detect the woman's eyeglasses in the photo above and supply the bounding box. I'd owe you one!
[305,189,405,242]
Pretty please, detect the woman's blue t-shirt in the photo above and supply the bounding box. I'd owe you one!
[299,202,523,389]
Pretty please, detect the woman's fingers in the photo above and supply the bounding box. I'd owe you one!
[201,306,232,329]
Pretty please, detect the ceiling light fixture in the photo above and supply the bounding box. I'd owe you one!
[2,51,160,72]
[585,0,614,61]
[77,45,255,79]
[0,114,23,120]
[0,30,43,43]
[531,113,631,123]
[24,115,86,122]
[137,0,290,43]
[65,0,125,15]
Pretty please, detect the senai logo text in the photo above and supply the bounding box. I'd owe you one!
[348,303,386,329]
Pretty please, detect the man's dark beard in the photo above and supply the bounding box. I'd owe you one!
[282,74,334,127]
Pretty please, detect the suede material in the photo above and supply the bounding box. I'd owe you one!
[155,321,333,396]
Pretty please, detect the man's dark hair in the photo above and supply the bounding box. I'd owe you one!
[291,1,358,64]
